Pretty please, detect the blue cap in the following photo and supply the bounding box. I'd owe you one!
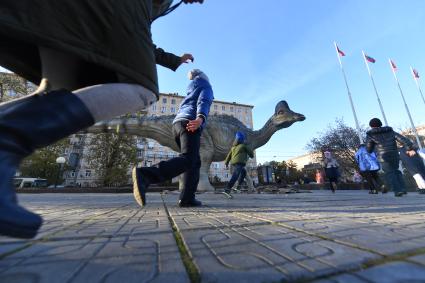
[235,131,245,143]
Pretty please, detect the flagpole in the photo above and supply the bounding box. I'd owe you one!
[389,59,423,149]
[334,42,363,143]
[362,51,388,126]
[411,66,425,107]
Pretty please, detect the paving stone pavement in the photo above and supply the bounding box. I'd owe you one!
[1,190,425,283]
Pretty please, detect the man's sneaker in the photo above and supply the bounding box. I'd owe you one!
[394,192,404,197]
[178,199,202,207]
[132,167,149,207]
[222,189,233,199]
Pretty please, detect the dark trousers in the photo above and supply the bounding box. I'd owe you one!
[325,167,338,191]
[381,158,405,193]
[141,121,201,202]
[227,163,247,190]
[361,170,382,190]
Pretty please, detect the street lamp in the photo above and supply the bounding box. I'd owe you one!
[54,156,66,188]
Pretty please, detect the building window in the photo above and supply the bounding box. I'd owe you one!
[161,106,167,113]
[214,105,218,110]
[171,107,176,113]
[222,105,225,111]
[148,142,154,149]
[152,105,157,111]
[70,171,76,177]
[137,150,143,157]
[85,170,92,177]
[238,108,241,113]
[230,106,234,112]
[162,98,167,104]
[171,99,176,105]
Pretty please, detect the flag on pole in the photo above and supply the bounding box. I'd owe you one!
[390,59,397,71]
[336,45,345,57]
[364,54,376,63]
[412,68,420,79]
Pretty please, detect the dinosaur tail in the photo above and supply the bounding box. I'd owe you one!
[84,118,135,134]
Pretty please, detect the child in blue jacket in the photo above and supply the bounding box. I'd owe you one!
[355,144,384,194]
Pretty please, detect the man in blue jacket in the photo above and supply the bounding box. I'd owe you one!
[132,69,214,207]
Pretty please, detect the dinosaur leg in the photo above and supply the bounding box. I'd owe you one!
[197,154,214,192]
[244,172,256,192]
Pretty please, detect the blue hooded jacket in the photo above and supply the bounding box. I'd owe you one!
[355,145,380,172]
[173,75,214,129]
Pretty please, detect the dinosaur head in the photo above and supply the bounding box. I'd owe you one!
[272,101,305,129]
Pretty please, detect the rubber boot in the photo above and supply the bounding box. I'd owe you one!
[0,90,94,238]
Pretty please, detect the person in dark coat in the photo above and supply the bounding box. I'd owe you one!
[132,69,214,208]
[399,147,425,194]
[0,0,204,239]
[366,118,417,197]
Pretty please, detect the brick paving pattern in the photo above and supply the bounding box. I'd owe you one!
[1,191,425,282]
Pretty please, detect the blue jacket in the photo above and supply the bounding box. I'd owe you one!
[173,76,214,129]
[355,146,380,172]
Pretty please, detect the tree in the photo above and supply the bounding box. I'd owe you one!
[285,160,303,182]
[87,133,137,187]
[19,139,69,184]
[0,72,35,102]
[269,160,287,182]
[306,118,367,176]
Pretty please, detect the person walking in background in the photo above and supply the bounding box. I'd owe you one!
[224,131,254,198]
[132,69,214,208]
[366,118,417,197]
[315,169,325,184]
[322,150,339,193]
[0,0,205,239]
[399,146,425,194]
[352,171,363,184]
[355,144,384,194]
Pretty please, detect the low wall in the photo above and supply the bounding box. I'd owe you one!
[16,185,178,194]
[16,182,418,193]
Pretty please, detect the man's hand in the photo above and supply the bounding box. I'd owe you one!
[186,117,203,132]
[183,0,204,4]
[180,54,194,64]
[407,150,417,157]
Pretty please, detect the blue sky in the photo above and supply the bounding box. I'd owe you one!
[153,0,425,163]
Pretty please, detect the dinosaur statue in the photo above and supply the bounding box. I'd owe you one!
[86,100,305,191]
